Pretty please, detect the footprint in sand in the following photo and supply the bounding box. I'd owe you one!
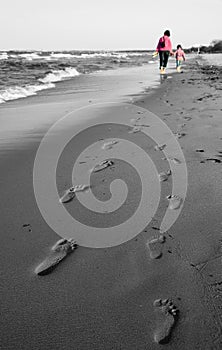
[167,195,183,210]
[60,187,75,203]
[59,185,89,203]
[35,239,78,276]
[147,235,166,259]
[129,126,142,134]
[153,298,178,344]
[92,160,114,172]
[175,132,186,139]
[102,140,118,150]
[155,144,167,151]
[168,157,181,164]
[205,158,221,164]
[158,170,171,182]
[73,184,90,192]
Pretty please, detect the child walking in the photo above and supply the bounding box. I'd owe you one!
[155,30,174,74]
[175,45,185,72]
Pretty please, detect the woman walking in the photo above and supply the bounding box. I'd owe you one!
[155,30,174,74]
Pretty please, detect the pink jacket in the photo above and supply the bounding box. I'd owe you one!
[156,35,172,52]
[175,48,185,60]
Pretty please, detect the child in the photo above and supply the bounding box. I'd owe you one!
[154,30,174,74]
[175,45,185,72]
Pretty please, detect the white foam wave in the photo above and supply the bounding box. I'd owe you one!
[39,67,80,83]
[0,83,54,103]
[0,52,8,60]
[50,53,74,59]
[19,53,42,60]
[79,52,130,59]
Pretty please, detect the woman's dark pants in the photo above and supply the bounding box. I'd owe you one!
[159,51,170,69]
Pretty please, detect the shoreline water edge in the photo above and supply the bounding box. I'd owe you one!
[1,55,222,349]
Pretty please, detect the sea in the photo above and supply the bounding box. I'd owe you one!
[1,50,221,105]
[0,50,155,104]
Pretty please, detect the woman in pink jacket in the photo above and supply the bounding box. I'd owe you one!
[155,30,174,74]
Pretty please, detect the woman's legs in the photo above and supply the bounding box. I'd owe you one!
[159,51,164,69]
[163,51,170,68]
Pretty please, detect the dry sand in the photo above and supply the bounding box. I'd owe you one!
[1,58,222,349]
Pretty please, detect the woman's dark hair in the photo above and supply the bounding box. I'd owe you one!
[164,30,170,37]
[177,44,182,49]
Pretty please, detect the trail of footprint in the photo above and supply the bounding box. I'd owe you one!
[153,298,178,344]
[35,239,78,276]
[147,235,166,259]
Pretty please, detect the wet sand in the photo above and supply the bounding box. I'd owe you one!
[1,58,222,349]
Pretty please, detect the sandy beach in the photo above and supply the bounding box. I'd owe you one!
[1,57,222,349]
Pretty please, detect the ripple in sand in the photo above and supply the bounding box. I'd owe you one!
[35,239,78,276]
[153,298,179,344]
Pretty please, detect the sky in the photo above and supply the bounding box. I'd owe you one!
[1,0,222,51]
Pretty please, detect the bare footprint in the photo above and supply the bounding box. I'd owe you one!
[73,184,90,192]
[167,195,183,209]
[153,298,178,344]
[129,126,142,133]
[102,140,118,150]
[155,144,167,151]
[168,157,181,164]
[35,239,78,276]
[175,132,186,139]
[147,235,165,259]
[59,185,89,203]
[92,160,114,172]
[159,170,171,182]
[60,187,75,203]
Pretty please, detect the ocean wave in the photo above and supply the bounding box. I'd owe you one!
[39,67,80,83]
[0,83,55,103]
[78,52,130,59]
[18,53,42,60]
[0,52,8,60]
[49,53,74,59]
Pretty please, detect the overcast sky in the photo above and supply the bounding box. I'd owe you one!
[1,0,221,51]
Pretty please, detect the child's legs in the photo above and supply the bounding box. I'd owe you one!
[176,59,182,67]
[163,51,170,68]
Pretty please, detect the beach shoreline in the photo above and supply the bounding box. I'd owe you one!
[1,57,222,349]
